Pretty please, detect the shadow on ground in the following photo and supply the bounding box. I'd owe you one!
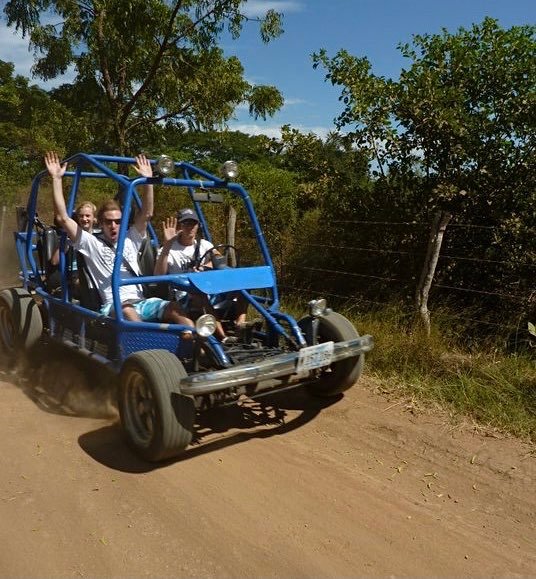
[78,387,342,473]
[1,343,342,474]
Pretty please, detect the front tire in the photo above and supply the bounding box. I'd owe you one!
[118,350,195,462]
[299,311,364,397]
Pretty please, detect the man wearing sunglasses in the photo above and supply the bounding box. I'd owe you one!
[45,151,193,328]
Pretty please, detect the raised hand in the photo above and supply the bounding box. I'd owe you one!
[133,154,153,178]
[162,216,178,244]
[44,151,67,179]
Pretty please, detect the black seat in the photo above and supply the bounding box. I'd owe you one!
[138,237,156,276]
[138,237,169,299]
[35,226,60,292]
[75,251,102,311]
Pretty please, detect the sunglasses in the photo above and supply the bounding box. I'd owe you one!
[103,218,121,226]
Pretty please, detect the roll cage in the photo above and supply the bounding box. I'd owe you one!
[14,153,306,371]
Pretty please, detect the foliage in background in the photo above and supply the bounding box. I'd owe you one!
[313,18,535,217]
[0,15,533,349]
[312,18,535,324]
[276,125,371,216]
[0,60,91,199]
[353,304,536,441]
[3,0,284,155]
[234,160,298,268]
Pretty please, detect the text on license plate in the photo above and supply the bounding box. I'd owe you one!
[296,341,334,372]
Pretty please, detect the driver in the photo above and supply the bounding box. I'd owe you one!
[154,209,214,274]
[154,208,248,341]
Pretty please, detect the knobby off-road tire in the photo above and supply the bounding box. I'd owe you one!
[118,350,195,462]
[0,288,43,363]
[299,311,364,398]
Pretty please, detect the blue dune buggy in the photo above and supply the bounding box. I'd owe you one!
[0,153,373,461]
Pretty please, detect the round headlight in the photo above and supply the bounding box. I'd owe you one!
[155,154,175,177]
[195,314,217,337]
[308,298,327,317]
[221,160,238,180]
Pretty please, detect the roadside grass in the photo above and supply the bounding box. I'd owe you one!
[352,305,536,441]
[284,299,536,442]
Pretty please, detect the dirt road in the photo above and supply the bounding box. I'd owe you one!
[1,349,535,579]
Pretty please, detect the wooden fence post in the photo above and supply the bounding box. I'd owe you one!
[226,205,237,267]
[415,210,452,335]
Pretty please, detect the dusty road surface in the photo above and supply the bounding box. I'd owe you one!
[0,347,535,579]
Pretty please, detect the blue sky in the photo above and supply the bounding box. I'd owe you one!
[1,0,534,139]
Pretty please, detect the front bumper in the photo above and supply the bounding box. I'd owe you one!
[180,335,374,396]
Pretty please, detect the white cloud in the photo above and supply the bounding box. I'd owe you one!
[0,21,76,89]
[228,122,333,141]
[234,95,306,114]
[242,1,304,18]
[283,97,307,106]
[0,22,34,78]
[228,123,281,138]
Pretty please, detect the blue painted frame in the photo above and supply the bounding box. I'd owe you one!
[15,153,306,370]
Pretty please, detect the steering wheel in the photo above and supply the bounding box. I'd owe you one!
[196,244,239,270]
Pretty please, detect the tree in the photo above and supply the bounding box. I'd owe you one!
[0,59,90,201]
[161,128,275,164]
[313,18,536,219]
[276,125,371,216]
[4,0,284,154]
[237,159,299,269]
[313,18,535,322]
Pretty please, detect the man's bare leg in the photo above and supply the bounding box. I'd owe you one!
[234,294,249,327]
[163,302,196,339]
[122,304,141,321]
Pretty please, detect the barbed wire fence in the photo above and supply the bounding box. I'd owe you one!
[1,205,533,347]
[277,216,535,347]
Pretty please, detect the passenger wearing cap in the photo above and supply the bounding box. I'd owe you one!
[154,209,214,273]
[154,208,248,341]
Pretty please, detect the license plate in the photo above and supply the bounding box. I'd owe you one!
[296,341,334,372]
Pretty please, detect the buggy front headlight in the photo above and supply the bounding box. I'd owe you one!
[308,298,327,317]
[221,160,238,180]
[154,154,175,177]
[196,314,217,337]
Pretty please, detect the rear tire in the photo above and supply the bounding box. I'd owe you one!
[118,350,195,462]
[0,288,43,362]
[299,312,364,397]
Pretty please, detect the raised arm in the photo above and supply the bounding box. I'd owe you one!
[132,154,154,234]
[44,151,79,241]
[154,216,177,275]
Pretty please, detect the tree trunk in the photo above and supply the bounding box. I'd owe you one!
[226,205,237,267]
[415,210,452,335]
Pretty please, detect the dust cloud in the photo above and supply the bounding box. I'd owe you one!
[30,354,118,419]
[1,348,118,420]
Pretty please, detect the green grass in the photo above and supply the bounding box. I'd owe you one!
[355,305,536,441]
[284,298,536,442]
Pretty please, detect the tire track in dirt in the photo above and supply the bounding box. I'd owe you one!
[1,360,535,577]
